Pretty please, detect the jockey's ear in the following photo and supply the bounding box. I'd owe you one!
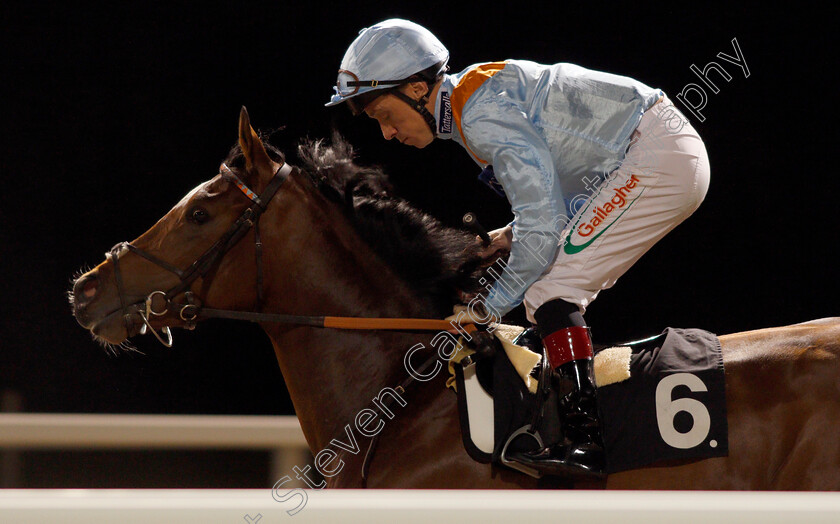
[237,106,276,186]
[405,80,430,101]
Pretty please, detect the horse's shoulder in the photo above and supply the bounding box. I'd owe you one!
[719,317,840,365]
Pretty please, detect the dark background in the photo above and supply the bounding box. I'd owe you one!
[1,3,835,434]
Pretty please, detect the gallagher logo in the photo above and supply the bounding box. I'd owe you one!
[564,174,645,254]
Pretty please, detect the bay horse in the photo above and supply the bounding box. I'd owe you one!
[71,108,840,490]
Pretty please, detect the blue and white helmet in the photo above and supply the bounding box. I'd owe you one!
[326,19,449,109]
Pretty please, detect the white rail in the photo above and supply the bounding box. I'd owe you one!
[0,413,307,449]
[0,414,310,486]
[1,489,840,524]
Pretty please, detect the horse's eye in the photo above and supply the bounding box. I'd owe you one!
[189,207,209,224]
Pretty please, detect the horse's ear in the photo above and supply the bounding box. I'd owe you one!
[237,106,274,179]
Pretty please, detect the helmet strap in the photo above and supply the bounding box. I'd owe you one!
[389,89,438,138]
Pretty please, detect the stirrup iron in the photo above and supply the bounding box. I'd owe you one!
[499,426,544,479]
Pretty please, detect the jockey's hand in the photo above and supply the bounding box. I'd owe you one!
[446,303,493,325]
[477,225,513,260]
[458,289,479,303]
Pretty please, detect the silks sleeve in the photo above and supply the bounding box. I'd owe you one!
[461,97,568,316]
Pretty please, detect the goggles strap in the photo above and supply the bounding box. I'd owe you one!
[346,79,402,90]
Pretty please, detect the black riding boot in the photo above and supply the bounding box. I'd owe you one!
[509,299,606,479]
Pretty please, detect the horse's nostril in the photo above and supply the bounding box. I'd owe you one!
[74,274,99,304]
[82,278,98,298]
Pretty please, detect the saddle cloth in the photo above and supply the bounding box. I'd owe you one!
[450,327,729,475]
[598,327,729,473]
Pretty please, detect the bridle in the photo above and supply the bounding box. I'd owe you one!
[107,161,292,346]
[106,161,479,347]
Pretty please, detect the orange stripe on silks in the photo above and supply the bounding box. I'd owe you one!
[323,316,478,334]
[450,61,508,164]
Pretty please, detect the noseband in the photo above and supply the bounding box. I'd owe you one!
[107,162,292,346]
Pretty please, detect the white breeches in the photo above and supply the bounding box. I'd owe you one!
[523,96,710,322]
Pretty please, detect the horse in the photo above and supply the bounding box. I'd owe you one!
[70,108,840,490]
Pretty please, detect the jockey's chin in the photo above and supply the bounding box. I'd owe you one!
[399,121,436,148]
[404,133,435,148]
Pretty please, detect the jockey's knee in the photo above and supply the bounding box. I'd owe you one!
[533,298,585,332]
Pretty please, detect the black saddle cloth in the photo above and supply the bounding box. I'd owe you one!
[596,327,728,473]
[465,326,729,475]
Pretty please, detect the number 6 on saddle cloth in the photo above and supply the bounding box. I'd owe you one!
[451,327,729,478]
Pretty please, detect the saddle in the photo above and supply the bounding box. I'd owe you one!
[450,326,729,477]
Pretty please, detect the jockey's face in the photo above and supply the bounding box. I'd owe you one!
[364,82,435,148]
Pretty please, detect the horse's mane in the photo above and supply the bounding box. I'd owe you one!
[225,134,486,315]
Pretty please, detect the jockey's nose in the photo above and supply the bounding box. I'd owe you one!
[380,123,398,140]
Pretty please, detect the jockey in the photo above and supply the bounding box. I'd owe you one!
[326,19,710,479]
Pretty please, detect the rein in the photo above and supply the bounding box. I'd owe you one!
[191,307,472,332]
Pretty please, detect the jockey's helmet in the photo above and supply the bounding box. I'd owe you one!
[325,19,449,121]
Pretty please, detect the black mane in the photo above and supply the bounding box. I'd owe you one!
[226,134,486,316]
[297,134,487,315]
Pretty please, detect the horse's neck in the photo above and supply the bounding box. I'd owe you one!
[262,178,440,451]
